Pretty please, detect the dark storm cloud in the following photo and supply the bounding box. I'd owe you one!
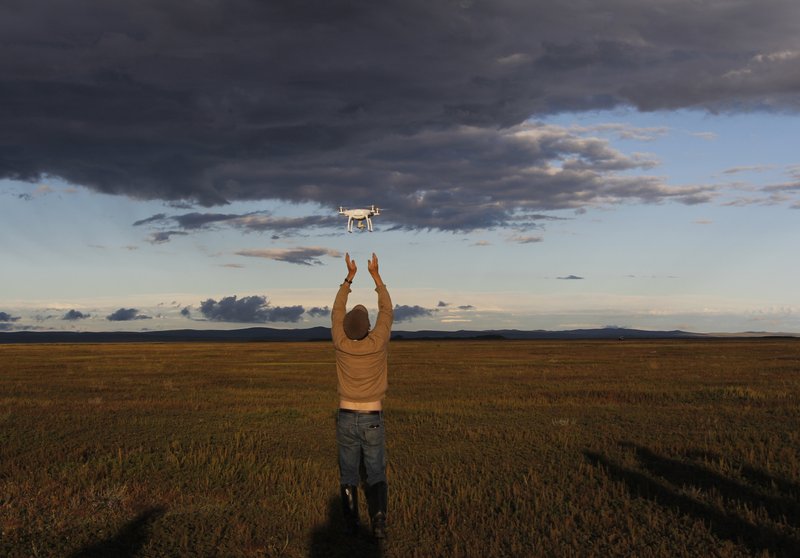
[132,213,168,227]
[235,247,341,266]
[229,214,338,232]
[107,308,151,321]
[148,230,188,244]
[134,212,239,230]
[172,213,242,230]
[63,309,90,320]
[307,306,331,318]
[199,295,304,323]
[3,1,800,229]
[393,304,435,323]
[0,311,21,322]
[134,211,338,239]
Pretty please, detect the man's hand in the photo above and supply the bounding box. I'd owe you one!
[368,253,384,286]
[345,252,357,282]
[367,253,379,276]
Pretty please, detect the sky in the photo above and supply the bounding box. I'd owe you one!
[2,0,800,334]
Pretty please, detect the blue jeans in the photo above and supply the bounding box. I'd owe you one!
[337,410,386,487]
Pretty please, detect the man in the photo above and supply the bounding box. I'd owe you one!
[331,252,393,539]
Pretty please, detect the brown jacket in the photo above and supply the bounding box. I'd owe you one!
[332,283,393,402]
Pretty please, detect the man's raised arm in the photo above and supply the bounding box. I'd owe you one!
[332,253,357,347]
[368,253,393,335]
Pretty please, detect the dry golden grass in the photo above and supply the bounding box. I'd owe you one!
[1,339,799,557]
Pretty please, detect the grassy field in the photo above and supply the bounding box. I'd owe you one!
[1,339,799,557]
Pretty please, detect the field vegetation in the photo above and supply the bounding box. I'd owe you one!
[1,339,799,557]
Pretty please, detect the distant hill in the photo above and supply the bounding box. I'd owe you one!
[0,326,720,344]
[389,327,708,340]
[0,327,332,344]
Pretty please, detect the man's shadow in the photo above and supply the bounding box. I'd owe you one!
[584,444,800,557]
[308,495,383,558]
[69,506,165,558]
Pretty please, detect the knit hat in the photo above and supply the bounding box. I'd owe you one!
[344,305,370,340]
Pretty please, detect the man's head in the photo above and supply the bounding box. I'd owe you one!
[344,304,370,340]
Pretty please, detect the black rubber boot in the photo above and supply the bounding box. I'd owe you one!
[340,484,360,536]
[366,481,388,539]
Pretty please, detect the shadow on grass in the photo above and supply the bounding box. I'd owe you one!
[622,443,800,527]
[584,446,800,557]
[69,506,165,558]
[308,496,383,558]
[684,448,800,512]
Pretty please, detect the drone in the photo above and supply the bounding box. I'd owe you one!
[338,205,381,232]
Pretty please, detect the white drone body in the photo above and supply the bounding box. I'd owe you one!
[338,205,381,232]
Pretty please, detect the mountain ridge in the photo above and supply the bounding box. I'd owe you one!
[3,326,794,344]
